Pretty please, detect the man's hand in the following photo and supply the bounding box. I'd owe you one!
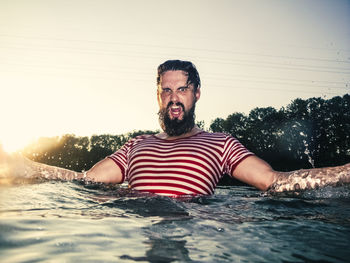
[0,144,124,185]
[269,163,350,192]
[0,145,35,184]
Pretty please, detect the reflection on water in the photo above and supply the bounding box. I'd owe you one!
[0,182,350,262]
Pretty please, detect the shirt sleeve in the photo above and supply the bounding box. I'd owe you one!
[107,138,135,183]
[222,135,254,176]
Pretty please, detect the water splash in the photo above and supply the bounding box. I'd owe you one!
[294,122,315,168]
[300,132,315,168]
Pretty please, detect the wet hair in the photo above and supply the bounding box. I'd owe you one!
[157,60,201,91]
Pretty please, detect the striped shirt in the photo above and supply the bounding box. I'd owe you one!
[108,131,253,197]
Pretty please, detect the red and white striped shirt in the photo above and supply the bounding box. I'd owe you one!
[108,131,253,197]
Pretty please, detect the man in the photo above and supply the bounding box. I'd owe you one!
[1,60,349,196]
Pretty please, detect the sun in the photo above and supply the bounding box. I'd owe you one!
[0,135,33,154]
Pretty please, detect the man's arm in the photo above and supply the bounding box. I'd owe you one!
[0,147,123,184]
[269,163,350,192]
[83,158,123,184]
[232,155,350,192]
[232,155,275,191]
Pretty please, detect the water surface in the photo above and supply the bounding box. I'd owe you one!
[1,182,350,262]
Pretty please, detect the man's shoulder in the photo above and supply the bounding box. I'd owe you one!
[136,133,153,138]
[199,131,233,139]
[124,134,154,146]
[130,134,154,141]
[200,132,245,145]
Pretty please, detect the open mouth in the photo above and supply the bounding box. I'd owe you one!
[167,103,185,119]
[169,105,182,118]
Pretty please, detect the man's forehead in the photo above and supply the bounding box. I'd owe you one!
[159,70,189,86]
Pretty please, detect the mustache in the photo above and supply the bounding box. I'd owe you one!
[167,102,185,111]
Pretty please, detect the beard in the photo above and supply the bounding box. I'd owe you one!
[158,102,196,137]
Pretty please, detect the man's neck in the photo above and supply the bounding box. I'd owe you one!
[156,126,203,140]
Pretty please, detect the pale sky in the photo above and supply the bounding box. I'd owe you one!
[0,0,349,152]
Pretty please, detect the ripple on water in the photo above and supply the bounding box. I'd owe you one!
[0,182,350,262]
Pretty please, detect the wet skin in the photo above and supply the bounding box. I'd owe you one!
[157,70,200,122]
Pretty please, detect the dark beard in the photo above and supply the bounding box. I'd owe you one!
[158,102,196,137]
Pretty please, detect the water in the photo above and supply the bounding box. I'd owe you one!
[299,131,315,168]
[1,181,350,263]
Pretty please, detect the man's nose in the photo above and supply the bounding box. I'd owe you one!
[170,91,179,103]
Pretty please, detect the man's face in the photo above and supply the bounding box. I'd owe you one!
[157,70,201,135]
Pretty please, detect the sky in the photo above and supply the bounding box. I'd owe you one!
[0,0,349,152]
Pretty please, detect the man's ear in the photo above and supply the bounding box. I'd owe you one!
[195,87,201,101]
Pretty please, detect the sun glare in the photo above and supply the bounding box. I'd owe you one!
[0,136,32,154]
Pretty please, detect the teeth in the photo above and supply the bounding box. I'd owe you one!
[169,106,181,117]
[171,106,180,111]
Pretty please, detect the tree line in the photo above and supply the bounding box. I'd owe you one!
[22,94,350,182]
[22,130,157,172]
[210,94,350,171]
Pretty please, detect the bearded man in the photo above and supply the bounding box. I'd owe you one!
[1,60,349,197]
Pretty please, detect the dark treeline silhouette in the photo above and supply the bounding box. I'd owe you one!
[211,94,350,171]
[22,130,157,172]
[22,95,350,185]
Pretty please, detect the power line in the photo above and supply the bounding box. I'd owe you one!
[1,33,349,64]
[0,65,347,96]
[1,44,349,75]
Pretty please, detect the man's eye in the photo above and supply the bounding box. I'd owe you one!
[179,87,187,92]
